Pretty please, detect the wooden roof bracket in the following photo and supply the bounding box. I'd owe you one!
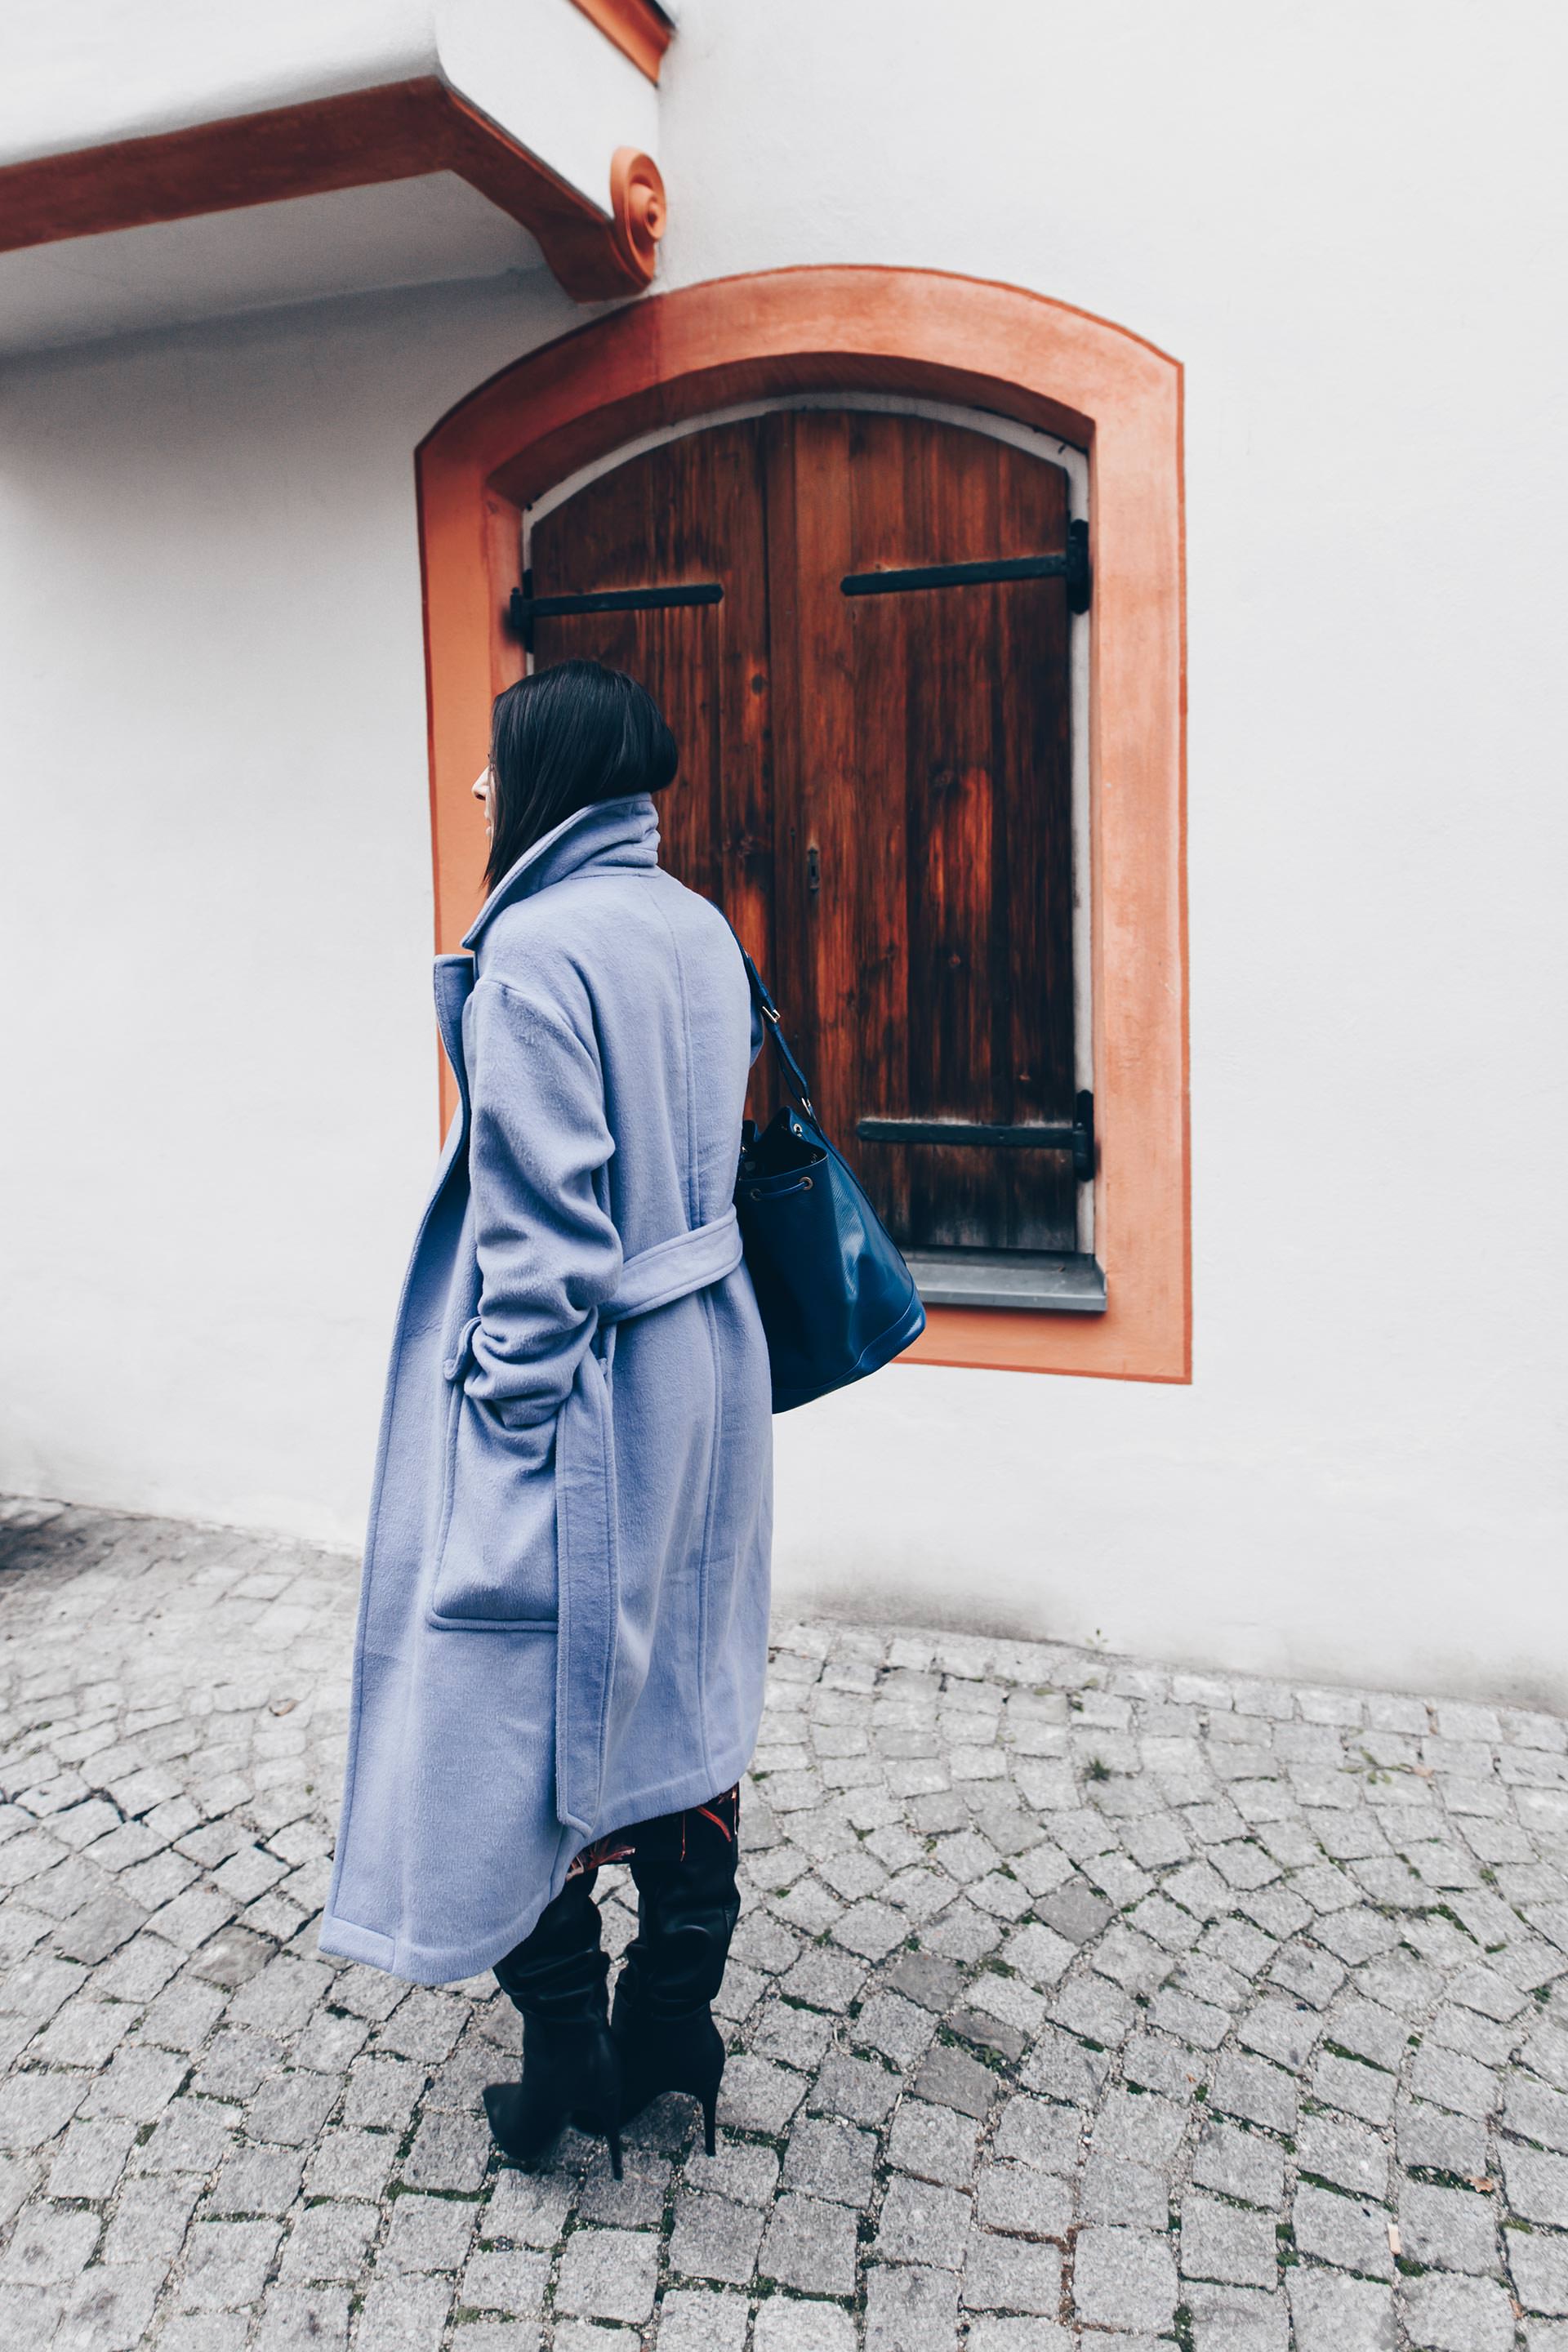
[0,78,667,306]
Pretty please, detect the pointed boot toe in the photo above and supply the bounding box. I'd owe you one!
[483,2079,555,2170]
[482,2025,624,2180]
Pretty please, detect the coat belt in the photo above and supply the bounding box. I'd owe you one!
[602,1206,743,1325]
[554,1206,745,1836]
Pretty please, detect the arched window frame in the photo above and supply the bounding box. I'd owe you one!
[416,267,1187,1384]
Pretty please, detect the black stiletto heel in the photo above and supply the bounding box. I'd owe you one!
[612,1988,729,2139]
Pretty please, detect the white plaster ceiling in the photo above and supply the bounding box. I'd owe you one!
[0,172,546,357]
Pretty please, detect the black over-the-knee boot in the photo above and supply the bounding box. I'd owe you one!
[485,1869,622,2178]
[610,1794,741,2153]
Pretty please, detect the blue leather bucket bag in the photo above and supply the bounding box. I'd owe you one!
[733,949,926,1413]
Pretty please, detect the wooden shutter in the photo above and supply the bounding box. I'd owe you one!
[528,409,1077,1255]
[528,420,776,978]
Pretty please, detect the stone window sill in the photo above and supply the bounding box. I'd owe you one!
[904,1250,1107,1315]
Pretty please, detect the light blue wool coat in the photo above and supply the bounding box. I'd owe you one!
[319,795,773,1985]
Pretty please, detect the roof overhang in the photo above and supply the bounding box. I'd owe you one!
[0,0,672,345]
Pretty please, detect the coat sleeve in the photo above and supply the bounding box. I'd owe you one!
[461,973,622,1432]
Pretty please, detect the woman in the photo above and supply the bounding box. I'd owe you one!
[320,660,773,2180]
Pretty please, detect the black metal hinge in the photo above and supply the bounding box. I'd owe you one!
[858,1091,1095,1184]
[840,519,1090,614]
[508,568,724,653]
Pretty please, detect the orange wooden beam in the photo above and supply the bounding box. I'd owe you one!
[0,78,665,304]
[568,0,675,82]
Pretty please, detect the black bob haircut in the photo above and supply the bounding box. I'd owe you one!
[484,658,679,891]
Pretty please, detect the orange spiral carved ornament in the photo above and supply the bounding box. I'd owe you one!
[608,147,667,289]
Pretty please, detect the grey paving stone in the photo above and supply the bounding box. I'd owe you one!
[1295,2111,1388,2199]
[751,2299,857,2352]
[1294,2182,1392,2278]
[82,2042,188,2123]
[682,2140,779,2207]
[0,2202,101,2285]
[1312,2051,1396,2127]
[99,2176,199,2265]
[757,2190,858,2296]
[874,2172,972,2270]
[667,2191,764,2285]
[178,2219,283,2311]
[751,1997,833,2070]
[1396,2095,1489,2177]
[305,2128,392,2201]
[1505,2142,1568,2229]
[1512,2225,1568,2315]
[882,1953,965,2013]
[1191,2117,1285,2207]
[1079,2151,1169,2228]
[716,2054,807,2134]
[654,2286,749,2352]
[350,2275,451,2352]
[1400,2178,1501,2273]
[912,2040,1000,2117]
[1236,1995,1317,2071]
[1404,2269,1517,2351]
[973,2157,1072,2238]
[888,2097,980,2188]
[780,2112,877,2207]
[1287,2265,1398,2351]
[132,2096,237,2175]
[1049,1970,1136,2049]
[863,2261,961,2352]
[479,2167,572,2249]
[0,2070,87,2150]
[960,2226,1062,2312]
[207,2145,305,2216]
[340,2056,421,2133]
[1090,2087,1187,2167]
[988,2091,1078,2175]
[252,2287,352,2352]
[1209,2052,1297,2135]
[51,2258,165,2352]
[278,2200,377,2283]
[1072,2224,1178,2332]
[398,2108,492,2192]
[1180,2190,1278,2287]
[1183,2280,1290,2351]
[378,2193,476,2274]
[553,2227,659,2323]
[459,2249,548,2314]
[1410,2041,1501,2120]
[808,2051,900,2125]
[47,2116,138,2201]
[566,2156,658,2236]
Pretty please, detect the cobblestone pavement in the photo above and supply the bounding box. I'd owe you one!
[5,1503,1568,2350]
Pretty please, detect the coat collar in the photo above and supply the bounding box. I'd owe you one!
[461,794,661,951]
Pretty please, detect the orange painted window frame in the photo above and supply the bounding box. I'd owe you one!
[415,266,1188,1384]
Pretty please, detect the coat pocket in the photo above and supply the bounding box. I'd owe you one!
[428,1321,559,1629]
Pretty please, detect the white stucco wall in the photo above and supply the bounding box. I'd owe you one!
[3,1,1566,1705]
[0,274,581,1540]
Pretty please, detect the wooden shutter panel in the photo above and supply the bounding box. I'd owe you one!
[528,408,1077,1256]
[528,420,776,980]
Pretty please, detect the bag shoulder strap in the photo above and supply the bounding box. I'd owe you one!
[733,937,818,1123]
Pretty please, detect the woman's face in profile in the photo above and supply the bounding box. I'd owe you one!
[473,764,496,843]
